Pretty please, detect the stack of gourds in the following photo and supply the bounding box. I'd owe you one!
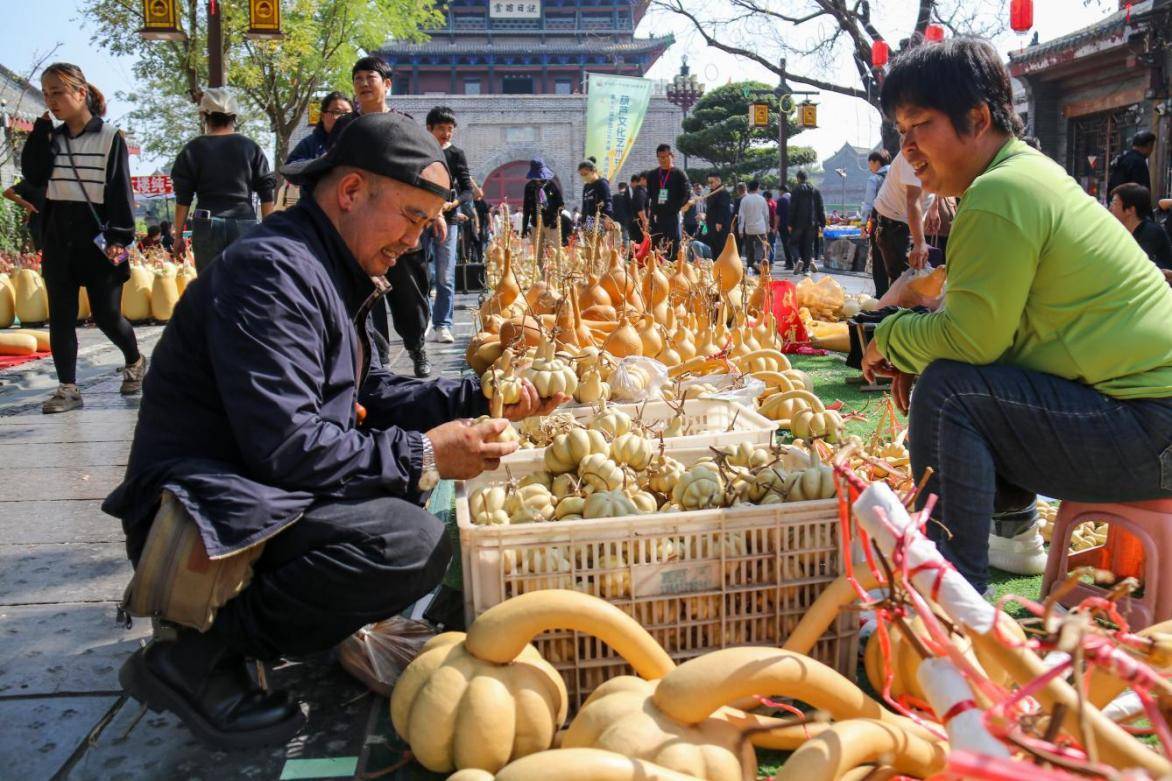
[467,429,838,527]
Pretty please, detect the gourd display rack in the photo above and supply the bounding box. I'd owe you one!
[456,445,856,711]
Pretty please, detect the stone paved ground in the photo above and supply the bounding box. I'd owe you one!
[0,271,872,780]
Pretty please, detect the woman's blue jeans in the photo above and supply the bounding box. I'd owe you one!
[432,223,459,329]
[909,360,1172,593]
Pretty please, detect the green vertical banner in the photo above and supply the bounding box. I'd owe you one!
[584,73,654,182]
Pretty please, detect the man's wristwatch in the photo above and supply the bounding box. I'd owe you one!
[419,434,440,491]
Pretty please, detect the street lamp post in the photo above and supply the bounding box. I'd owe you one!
[665,57,704,169]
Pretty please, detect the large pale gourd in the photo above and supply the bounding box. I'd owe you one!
[0,274,14,328]
[77,286,91,321]
[712,234,743,294]
[544,428,608,474]
[785,446,836,501]
[13,268,48,324]
[150,264,180,322]
[13,329,50,351]
[175,263,198,296]
[602,316,642,358]
[789,393,845,443]
[0,332,37,356]
[121,264,153,322]
[390,590,675,774]
[523,341,577,399]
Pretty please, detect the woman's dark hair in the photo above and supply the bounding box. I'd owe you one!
[426,105,457,127]
[147,224,162,238]
[317,91,351,129]
[160,220,172,236]
[578,156,597,172]
[868,149,891,165]
[351,56,391,80]
[880,38,1022,137]
[42,62,106,117]
[1110,183,1153,219]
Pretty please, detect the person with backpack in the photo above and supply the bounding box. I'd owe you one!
[1107,131,1155,194]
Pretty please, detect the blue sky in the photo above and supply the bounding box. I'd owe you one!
[2,0,1110,173]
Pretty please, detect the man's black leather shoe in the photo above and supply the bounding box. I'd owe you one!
[410,347,431,378]
[120,634,305,749]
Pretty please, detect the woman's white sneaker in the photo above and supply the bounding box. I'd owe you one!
[988,521,1048,575]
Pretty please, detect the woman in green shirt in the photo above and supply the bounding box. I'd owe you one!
[862,39,1172,594]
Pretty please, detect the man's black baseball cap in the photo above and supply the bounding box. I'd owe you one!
[280,112,450,198]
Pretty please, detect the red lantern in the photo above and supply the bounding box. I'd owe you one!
[871,40,890,68]
[924,24,945,42]
[1010,0,1034,32]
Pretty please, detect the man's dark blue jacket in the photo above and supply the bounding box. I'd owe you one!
[103,196,487,563]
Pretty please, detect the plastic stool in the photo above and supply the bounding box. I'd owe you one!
[1040,499,1172,630]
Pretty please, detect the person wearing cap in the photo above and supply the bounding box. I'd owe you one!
[171,88,276,273]
[521,158,564,249]
[105,113,567,749]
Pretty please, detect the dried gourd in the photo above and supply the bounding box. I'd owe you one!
[610,431,654,471]
[589,399,632,439]
[391,591,674,774]
[524,341,578,399]
[550,472,580,500]
[785,447,836,502]
[482,349,524,407]
[671,464,725,510]
[545,428,608,474]
[554,495,586,520]
[646,453,685,497]
[574,366,610,404]
[506,483,556,523]
[13,268,49,324]
[470,485,509,526]
[583,489,638,519]
[759,389,820,423]
[578,453,624,493]
[789,394,845,443]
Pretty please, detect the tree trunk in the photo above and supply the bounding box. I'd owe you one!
[880,118,901,158]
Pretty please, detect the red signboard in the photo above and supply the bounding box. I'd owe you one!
[131,175,174,197]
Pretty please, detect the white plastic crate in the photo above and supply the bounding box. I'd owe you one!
[502,398,776,468]
[456,446,856,711]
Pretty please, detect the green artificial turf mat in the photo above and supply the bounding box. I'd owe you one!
[788,352,893,438]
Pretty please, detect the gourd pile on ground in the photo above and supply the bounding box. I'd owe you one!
[394,460,1172,781]
[0,247,197,344]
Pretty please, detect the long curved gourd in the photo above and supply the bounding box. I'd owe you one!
[464,590,674,676]
[853,480,1172,777]
[446,748,708,781]
[652,646,938,743]
[1085,619,1172,709]
[773,719,947,781]
[391,590,677,774]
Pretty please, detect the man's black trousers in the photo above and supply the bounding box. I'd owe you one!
[875,217,912,282]
[384,249,431,352]
[208,495,452,660]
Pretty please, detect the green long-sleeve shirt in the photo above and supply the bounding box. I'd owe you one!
[875,138,1172,400]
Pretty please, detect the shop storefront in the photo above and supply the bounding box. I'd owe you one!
[1010,0,1171,201]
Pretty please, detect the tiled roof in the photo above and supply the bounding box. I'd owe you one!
[1009,0,1158,65]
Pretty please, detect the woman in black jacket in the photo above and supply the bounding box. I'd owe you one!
[22,62,143,414]
[521,158,564,247]
[577,157,613,232]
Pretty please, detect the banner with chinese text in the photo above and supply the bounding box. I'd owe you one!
[584,73,653,182]
[131,175,174,198]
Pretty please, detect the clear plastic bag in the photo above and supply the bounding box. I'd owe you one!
[337,616,435,697]
[676,372,766,408]
[608,356,670,402]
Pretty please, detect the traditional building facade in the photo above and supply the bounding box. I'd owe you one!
[1010,0,1172,200]
[0,64,48,189]
[372,0,684,206]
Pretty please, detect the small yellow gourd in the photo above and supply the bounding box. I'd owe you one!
[583,489,638,519]
[574,366,610,404]
[482,349,524,407]
[150,264,180,322]
[506,483,556,523]
[609,431,653,471]
[578,452,624,492]
[789,394,845,443]
[785,447,836,502]
[646,454,685,497]
[524,340,578,399]
[470,485,509,525]
[554,495,586,520]
[544,428,608,474]
[589,399,632,439]
[671,464,725,510]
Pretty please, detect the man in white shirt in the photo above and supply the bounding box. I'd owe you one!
[871,151,934,282]
[737,179,770,267]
